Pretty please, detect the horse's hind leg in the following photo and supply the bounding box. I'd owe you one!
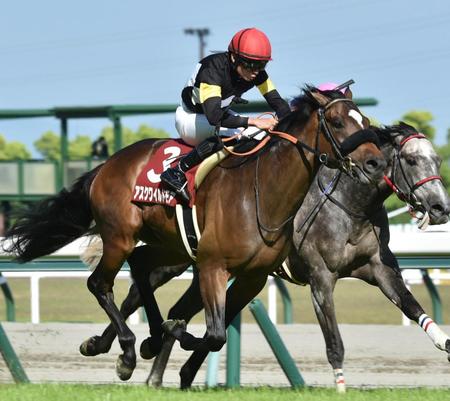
[81,246,190,359]
[84,238,137,381]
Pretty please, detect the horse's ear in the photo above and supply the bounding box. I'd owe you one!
[344,87,353,100]
[399,121,417,132]
[308,90,329,107]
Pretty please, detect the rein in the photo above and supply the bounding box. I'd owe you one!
[253,97,368,234]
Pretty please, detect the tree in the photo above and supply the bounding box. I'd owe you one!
[0,134,31,160]
[69,135,91,159]
[34,124,171,161]
[34,131,61,161]
[135,124,170,141]
[396,110,436,140]
[4,142,31,160]
[98,124,170,151]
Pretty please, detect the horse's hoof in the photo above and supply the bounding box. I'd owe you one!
[116,355,135,381]
[140,337,161,360]
[79,336,108,357]
[146,374,162,388]
[179,364,194,390]
[446,339,450,362]
[162,319,186,339]
[336,382,346,393]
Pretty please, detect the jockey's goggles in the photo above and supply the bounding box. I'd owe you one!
[237,56,268,72]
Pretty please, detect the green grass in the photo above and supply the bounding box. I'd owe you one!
[1,276,450,324]
[1,385,450,401]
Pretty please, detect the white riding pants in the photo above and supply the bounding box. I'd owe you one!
[174,104,262,146]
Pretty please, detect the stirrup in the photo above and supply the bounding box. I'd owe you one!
[161,169,190,203]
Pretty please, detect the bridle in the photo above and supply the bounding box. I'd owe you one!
[317,98,358,167]
[255,96,378,234]
[383,133,442,213]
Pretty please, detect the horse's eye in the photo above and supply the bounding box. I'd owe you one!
[405,156,417,166]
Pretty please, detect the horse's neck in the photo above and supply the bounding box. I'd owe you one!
[257,139,319,234]
[317,167,381,216]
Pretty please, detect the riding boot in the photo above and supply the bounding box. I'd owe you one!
[161,136,224,204]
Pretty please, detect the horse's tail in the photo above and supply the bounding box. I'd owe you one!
[3,165,102,263]
[79,235,103,271]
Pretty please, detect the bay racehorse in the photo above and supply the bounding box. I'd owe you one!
[2,86,385,381]
[79,123,449,389]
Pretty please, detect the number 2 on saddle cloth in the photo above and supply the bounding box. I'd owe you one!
[132,139,198,208]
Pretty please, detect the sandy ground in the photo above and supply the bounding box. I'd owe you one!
[1,323,449,388]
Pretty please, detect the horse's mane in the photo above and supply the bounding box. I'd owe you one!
[374,121,419,146]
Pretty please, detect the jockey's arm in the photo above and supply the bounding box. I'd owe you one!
[255,72,291,119]
[201,93,248,128]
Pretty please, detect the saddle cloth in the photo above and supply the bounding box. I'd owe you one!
[132,139,197,208]
[132,139,232,208]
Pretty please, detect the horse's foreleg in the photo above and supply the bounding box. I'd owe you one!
[199,264,230,351]
[84,241,137,381]
[368,250,450,360]
[166,264,229,352]
[147,267,203,387]
[309,268,345,393]
[179,273,267,389]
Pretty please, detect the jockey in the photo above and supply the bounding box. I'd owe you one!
[161,27,291,203]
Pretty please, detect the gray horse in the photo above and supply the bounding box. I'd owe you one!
[80,122,450,391]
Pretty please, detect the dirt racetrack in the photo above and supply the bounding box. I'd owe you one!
[1,323,449,388]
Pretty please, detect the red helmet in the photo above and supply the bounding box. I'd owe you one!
[228,28,272,61]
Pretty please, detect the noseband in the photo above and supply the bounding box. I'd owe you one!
[384,133,442,209]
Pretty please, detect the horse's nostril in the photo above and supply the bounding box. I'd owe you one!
[365,160,378,171]
[364,157,386,174]
[431,203,445,215]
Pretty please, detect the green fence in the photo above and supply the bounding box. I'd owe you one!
[0,159,105,201]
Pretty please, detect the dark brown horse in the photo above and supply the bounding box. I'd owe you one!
[80,123,450,390]
[3,86,385,381]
